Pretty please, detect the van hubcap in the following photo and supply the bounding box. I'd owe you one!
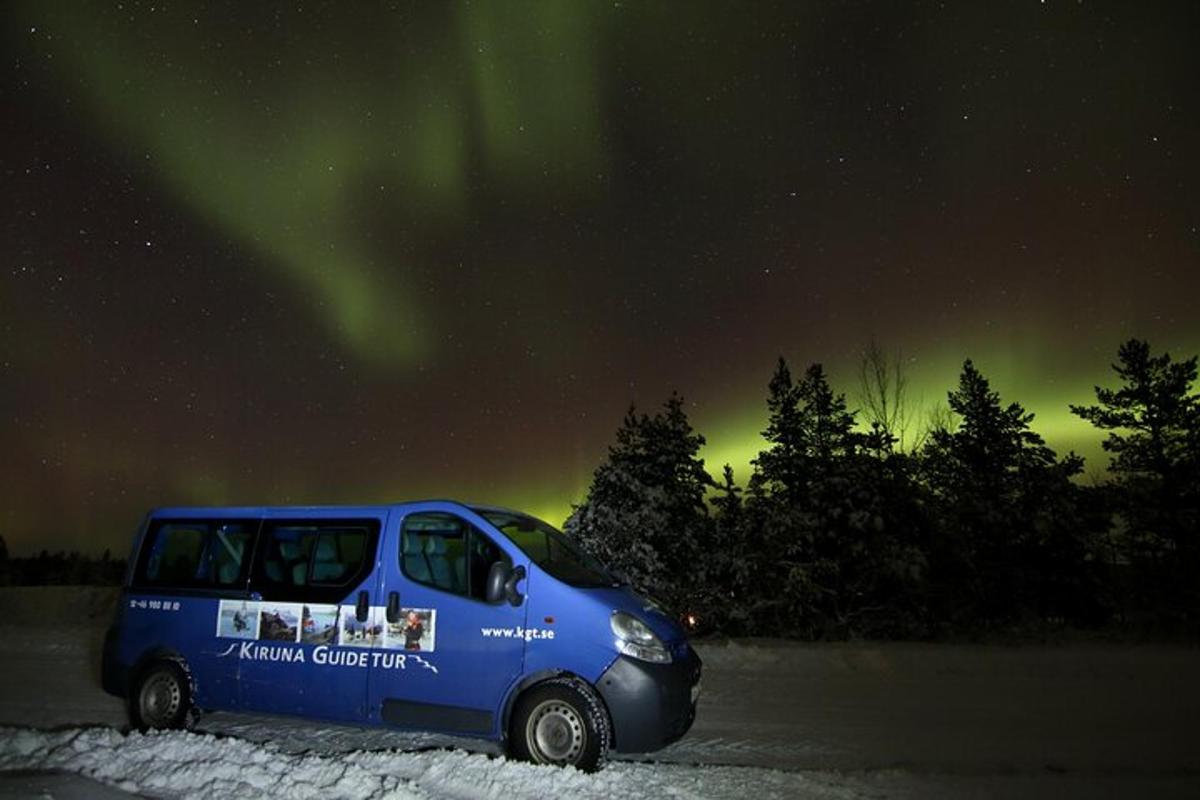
[139,671,181,727]
[527,700,585,764]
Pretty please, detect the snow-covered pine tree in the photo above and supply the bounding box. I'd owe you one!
[745,360,870,635]
[1071,339,1200,619]
[745,358,928,637]
[564,394,714,615]
[701,464,752,631]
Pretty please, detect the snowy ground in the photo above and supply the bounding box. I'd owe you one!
[1,587,1198,799]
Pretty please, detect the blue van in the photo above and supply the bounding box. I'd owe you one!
[102,501,701,771]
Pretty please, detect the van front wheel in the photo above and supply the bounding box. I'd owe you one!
[509,677,610,772]
[130,661,191,731]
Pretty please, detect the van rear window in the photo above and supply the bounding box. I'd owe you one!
[251,519,380,603]
[134,520,258,590]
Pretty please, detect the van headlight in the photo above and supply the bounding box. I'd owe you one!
[610,611,672,664]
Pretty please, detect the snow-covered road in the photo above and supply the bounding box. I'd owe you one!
[0,587,1198,798]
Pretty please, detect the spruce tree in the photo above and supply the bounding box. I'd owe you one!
[746,359,820,634]
[921,360,1096,626]
[751,358,807,502]
[746,359,916,637]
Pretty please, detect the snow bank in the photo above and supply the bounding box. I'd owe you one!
[0,726,861,800]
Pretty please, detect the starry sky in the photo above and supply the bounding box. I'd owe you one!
[3,1,1198,554]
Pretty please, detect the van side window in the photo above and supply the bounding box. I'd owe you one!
[134,520,257,590]
[210,524,255,586]
[252,519,379,603]
[400,512,510,602]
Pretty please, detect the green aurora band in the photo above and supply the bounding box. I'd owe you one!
[22,2,610,365]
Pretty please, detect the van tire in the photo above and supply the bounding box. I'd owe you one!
[508,677,610,772]
[129,661,191,731]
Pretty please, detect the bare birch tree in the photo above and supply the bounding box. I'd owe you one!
[856,339,916,451]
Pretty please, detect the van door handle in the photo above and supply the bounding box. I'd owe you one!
[355,590,369,622]
[386,591,400,624]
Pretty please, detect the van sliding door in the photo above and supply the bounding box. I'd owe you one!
[239,510,383,721]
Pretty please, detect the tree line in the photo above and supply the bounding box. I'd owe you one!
[565,339,1200,638]
[0,543,127,587]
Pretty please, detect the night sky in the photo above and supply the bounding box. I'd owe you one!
[3,2,1198,554]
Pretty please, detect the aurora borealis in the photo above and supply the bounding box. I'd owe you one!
[3,2,1198,554]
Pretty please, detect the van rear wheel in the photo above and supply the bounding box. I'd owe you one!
[509,677,609,772]
[130,661,191,731]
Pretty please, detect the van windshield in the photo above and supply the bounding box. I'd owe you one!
[474,509,618,589]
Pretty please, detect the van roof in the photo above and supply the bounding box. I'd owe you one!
[147,499,509,518]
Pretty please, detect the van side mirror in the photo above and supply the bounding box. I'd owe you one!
[486,562,526,606]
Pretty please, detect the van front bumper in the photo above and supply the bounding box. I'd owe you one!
[596,644,701,753]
